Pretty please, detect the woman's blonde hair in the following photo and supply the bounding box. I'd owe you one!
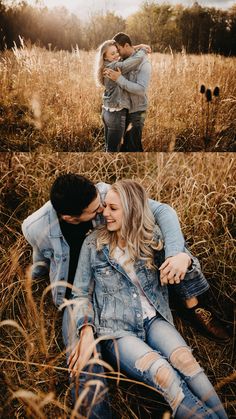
[94,39,117,87]
[97,179,163,269]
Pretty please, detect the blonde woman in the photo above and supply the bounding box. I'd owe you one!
[95,40,149,152]
[69,180,227,418]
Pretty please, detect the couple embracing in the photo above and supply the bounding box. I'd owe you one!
[22,173,229,418]
[95,32,151,152]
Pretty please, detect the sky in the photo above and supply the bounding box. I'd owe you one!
[14,0,236,19]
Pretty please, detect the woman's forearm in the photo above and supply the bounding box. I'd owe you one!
[68,325,95,375]
[80,324,94,334]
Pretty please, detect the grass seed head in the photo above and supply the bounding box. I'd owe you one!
[213,86,220,97]
[200,84,206,94]
[205,88,212,102]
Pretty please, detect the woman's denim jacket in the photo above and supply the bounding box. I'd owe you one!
[72,229,192,339]
[103,49,146,110]
[22,182,191,308]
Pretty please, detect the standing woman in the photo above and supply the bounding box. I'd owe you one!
[69,180,228,418]
[95,41,148,152]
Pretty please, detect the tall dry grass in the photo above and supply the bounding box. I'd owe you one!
[0,46,235,151]
[0,152,235,418]
[147,53,236,151]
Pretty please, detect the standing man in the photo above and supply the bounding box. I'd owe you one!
[104,32,151,152]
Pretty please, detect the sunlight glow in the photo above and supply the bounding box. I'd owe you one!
[8,0,235,20]
[21,0,134,19]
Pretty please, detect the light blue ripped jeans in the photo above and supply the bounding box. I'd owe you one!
[102,315,228,419]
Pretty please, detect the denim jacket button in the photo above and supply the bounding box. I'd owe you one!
[137,313,141,318]
[105,270,110,275]
[133,293,137,298]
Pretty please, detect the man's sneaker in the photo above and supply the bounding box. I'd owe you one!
[187,306,231,343]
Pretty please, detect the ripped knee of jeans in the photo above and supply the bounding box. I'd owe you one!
[170,347,202,378]
[135,352,184,413]
[135,351,161,372]
[155,365,184,412]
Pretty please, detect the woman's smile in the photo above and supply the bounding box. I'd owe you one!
[104,45,120,62]
[103,190,123,232]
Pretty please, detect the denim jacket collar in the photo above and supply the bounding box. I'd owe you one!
[48,203,63,238]
[101,224,162,273]
[47,202,105,239]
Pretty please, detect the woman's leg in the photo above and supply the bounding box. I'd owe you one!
[146,316,228,418]
[102,335,219,418]
[102,108,127,152]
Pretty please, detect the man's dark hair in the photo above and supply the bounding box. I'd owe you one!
[50,173,97,215]
[113,32,132,47]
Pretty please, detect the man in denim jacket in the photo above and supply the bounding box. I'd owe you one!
[21,173,229,417]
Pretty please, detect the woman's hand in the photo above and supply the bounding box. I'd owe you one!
[103,67,121,81]
[68,325,97,377]
[159,252,192,286]
[134,44,152,53]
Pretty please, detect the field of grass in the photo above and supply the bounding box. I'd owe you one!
[0,152,235,418]
[0,46,235,152]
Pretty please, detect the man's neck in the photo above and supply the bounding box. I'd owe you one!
[126,46,135,58]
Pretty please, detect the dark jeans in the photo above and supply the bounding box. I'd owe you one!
[102,108,127,152]
[121,110,147,152]
[62,307,112,419]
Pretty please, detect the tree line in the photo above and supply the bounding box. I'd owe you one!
[0,0,236,55]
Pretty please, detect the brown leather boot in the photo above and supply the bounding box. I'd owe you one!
[188,306,231,342]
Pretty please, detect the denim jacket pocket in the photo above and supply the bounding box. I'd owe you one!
[100,295,125,327]
[42,249,53,259]
[95,263,122,294]
[43,251,66,275]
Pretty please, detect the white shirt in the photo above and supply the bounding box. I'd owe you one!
[102,106,123,112]
[113,246,156,320]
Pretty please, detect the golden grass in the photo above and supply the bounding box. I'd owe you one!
[0,152,235,417]
[147,53,236,151]
[0,46,235,151]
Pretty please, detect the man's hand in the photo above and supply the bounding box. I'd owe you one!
[159,252,192,286]
[68,325,97,377]
[103,68,121,81]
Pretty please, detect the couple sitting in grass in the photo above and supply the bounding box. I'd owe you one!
[22,174,229,418]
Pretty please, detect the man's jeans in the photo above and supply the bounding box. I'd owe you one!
[102,315,227,419]
[172,263,210,300]
[102,108,127,152]
[62,307,112,419]
[121,110,146,152]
